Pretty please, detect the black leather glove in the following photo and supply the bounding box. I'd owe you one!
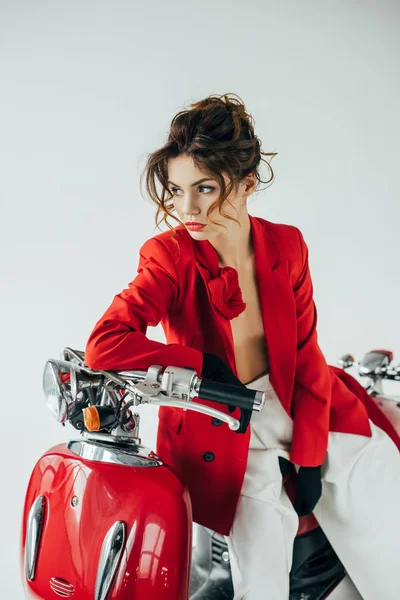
[201,352,252,434]
[293,465,322,516]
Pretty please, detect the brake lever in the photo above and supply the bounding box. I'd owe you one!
[145,395,241,431]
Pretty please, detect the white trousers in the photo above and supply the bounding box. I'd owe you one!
[224,371,400,600]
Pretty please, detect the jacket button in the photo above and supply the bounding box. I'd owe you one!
[211,417,223,426]
[203,451,215,462]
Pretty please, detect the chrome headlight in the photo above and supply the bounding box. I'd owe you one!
[42,359,72,422]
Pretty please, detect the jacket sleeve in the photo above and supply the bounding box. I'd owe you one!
[289,227,332,467]
[84,236,204,375]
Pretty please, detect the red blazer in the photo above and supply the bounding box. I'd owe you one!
[85,215,384,535]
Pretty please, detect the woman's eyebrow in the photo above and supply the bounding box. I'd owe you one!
[167,178,214,187]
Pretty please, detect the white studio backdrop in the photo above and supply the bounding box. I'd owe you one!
[1,1,399,596]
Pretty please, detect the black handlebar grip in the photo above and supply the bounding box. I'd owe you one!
[198,379,259,411]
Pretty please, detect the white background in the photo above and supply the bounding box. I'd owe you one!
[1,1,399,596]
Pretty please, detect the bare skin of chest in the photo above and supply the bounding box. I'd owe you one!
[225,259,269,385]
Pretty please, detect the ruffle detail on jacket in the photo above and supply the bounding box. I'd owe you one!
[188,229,247,320]
[207,265,246,320]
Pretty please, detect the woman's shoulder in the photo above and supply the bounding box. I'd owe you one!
[254,214,301,237]
[138,224,194,265]
[252,215,305,261]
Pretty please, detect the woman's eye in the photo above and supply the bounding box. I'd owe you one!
[169,186,215,196]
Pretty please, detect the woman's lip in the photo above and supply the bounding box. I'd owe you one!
[185,222,206,225]
[186,223,207,229]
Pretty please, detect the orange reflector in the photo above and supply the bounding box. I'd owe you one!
[83,406,100,431]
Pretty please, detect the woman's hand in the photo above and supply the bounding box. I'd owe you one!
[201,352,252,434]
[293,465,322,516]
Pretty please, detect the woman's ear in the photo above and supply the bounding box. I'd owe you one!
[243,171,257,196]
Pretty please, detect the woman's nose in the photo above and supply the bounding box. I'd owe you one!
[182,195,200,215]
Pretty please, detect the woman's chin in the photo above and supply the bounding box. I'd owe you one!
[187,229,207,236]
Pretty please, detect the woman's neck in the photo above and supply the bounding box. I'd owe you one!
[210,211,253,270]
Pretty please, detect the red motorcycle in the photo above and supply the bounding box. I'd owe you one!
[20,347,400,600]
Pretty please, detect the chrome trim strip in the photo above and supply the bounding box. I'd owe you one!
[25,495,46,581]
[95,521,126,600]
[67,439,162,467]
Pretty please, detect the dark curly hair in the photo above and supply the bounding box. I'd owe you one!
[140,92,277,236]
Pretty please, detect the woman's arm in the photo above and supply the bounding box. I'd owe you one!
[84,236,204,375]
[289,228,332,467]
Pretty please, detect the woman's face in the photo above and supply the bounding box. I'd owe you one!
[167,154,251,240]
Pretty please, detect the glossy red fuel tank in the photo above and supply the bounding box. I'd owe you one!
[20,441,192,599]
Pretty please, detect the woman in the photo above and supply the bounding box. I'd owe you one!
[85,93,400,600]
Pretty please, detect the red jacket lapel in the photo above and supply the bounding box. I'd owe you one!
[251,216,297,417]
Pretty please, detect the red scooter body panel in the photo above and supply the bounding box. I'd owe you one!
[368,393,400,439]
[20,390,400,599]
[21,442,192,600]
